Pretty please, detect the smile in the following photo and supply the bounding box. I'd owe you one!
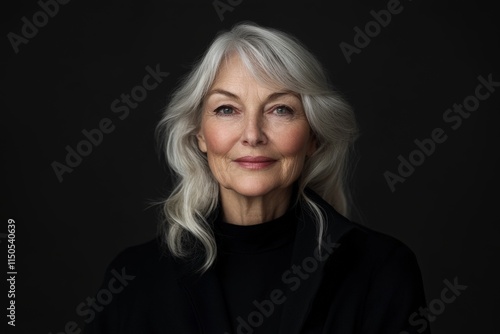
[233,156,277,169]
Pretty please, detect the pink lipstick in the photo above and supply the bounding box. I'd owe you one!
[233,156,277,169]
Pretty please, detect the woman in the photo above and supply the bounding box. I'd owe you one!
[85,22,430,334]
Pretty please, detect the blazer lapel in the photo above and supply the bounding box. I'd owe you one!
[278,190,355,334]
[177,265,233,334]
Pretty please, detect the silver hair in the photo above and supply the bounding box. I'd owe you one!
[156,22,358,272]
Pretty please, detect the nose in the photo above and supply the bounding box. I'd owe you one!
[241,113,267,146]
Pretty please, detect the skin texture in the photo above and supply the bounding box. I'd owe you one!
[196,54,316,225]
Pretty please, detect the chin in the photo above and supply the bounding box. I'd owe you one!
[227,176,291,197]
[227,178,280,198]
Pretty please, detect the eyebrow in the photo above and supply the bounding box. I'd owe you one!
[206,89,299,101]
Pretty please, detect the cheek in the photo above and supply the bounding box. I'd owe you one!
[202,121,236,157]
[276,124,312,156]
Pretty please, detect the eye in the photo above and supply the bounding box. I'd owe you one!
[214,105,235,116]
[273,105,294,115]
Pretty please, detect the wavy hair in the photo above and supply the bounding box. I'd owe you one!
[156,22,358,272]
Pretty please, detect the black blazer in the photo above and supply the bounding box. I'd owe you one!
[84,189,430,334]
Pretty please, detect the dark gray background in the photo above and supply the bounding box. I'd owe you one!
[2,0,499,333]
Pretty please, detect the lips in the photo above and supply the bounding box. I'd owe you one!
[233,156,277,169]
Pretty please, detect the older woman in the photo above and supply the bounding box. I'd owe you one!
[85,23,430,334]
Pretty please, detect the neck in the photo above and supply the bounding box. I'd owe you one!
[219,187,293,226]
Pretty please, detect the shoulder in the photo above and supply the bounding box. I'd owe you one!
[108,238,163,266]
[329,216,428,332]
[346,222,422,281]
[100,238,179,283]
[305,190,427,318]
[85,241,194,332]
[100,236,204,284]
[304,187,421,275]
[351,220,417,262]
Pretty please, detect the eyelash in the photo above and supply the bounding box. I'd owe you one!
[214,105,236,116]
[213,105,294,116]
[273,105,294,115]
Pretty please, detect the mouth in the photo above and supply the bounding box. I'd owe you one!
[233,156,277,169]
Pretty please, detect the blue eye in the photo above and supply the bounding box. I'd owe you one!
[215,105,235,115]
[274,105,293,115]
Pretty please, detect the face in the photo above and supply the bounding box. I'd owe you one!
[196,54,316,199]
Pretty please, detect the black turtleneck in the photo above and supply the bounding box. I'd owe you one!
[213,205,298,333]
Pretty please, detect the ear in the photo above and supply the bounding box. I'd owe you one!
[196,131,208,153]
